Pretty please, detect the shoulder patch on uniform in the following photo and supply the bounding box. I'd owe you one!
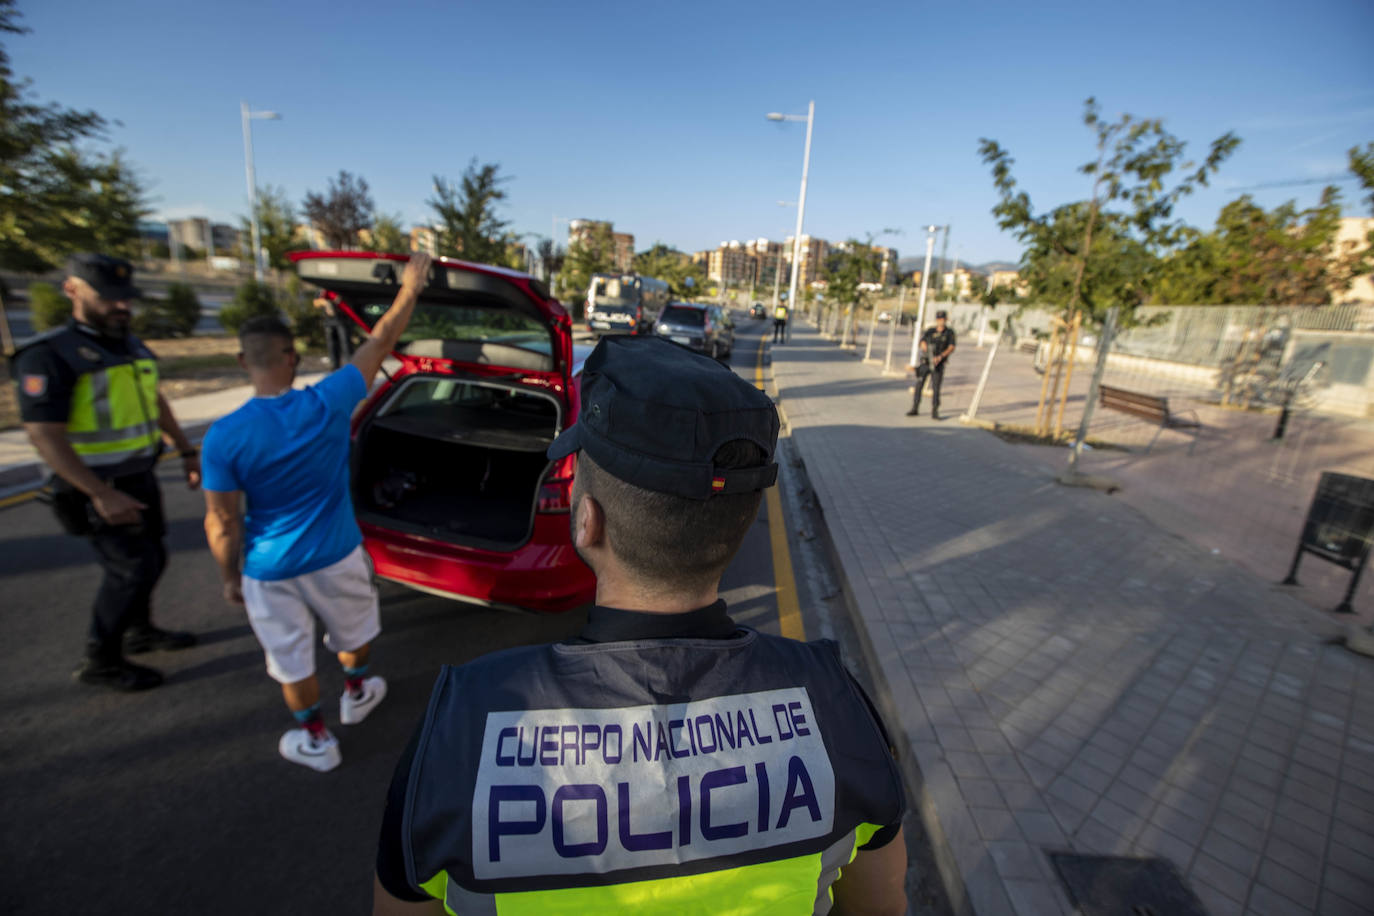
[77,345,102,363]
[21,374,48,397]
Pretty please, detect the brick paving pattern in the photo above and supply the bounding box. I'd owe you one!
[771,322,1374,916]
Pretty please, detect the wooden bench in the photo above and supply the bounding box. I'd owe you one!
[1098,384,1202,453]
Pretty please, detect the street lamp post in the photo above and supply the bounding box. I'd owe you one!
[910,225,938,367]
[241,102,281,283]
[766,102,814,323]
[772,200,795,316]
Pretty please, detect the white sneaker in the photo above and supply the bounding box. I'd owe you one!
[340,675,388,725]
[279,728,341,772]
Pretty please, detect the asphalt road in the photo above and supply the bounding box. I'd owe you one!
[0,317,854,914]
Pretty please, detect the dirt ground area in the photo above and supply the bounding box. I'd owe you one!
[1,337,330,430]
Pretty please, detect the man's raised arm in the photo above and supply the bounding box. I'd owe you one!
[350,253,433,388]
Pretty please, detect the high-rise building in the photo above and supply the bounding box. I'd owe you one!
[746,238,787,293]
[707,241,755,289]
[784,234,830,289]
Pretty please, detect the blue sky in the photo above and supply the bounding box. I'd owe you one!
[10,0,1374,265]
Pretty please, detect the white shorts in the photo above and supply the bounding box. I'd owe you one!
[242,546,381,684]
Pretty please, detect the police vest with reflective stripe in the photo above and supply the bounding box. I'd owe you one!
[23,325,161,475]
[775,306,788,320]
[404,630,904,915]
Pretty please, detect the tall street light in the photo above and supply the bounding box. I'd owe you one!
[241,102,281,283]
[766,101,814,321]
[910,225,939,366]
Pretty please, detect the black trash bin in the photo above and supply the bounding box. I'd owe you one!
[1282,472,1374,614]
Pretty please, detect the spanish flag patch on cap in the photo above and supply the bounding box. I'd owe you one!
[711,476,726,493]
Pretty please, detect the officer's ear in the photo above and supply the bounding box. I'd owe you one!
[572,493,605,551]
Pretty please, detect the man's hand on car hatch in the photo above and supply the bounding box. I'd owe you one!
[401,253,432,293]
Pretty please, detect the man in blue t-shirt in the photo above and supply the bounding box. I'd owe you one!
[201,253,431,772]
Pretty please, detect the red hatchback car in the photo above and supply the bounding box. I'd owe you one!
[292,251,595,612]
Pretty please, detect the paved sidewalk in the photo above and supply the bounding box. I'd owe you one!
[770,322,1374,916]
[0,373,326,492]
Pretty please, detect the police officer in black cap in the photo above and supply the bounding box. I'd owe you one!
[373,336,908,914]
[907,310,956,419]
[11,254,200,691]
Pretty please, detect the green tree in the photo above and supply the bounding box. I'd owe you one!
[27,281,71,330]
[134,282,201,337]
[979,97,1238,324]
[219,280,280,333]
[1157,188,1368,304]
[278,275,326,348]
[240,185,300,271]
[1350,143,1374,214]
[559,221,616,305]
[427,159,514,266]
[0,3,147,271]
[633,243,706,299]
[824,240,883,330]
[369,211,409,254]
[301,170,373,249]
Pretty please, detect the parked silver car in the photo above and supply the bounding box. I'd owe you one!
[654,302,735,360]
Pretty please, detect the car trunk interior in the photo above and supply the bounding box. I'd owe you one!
[354,375,560,550]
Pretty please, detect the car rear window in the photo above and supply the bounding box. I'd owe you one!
[353,301,548,345]
[660,306,705,327]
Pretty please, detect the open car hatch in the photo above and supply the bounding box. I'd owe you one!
[291,251,572,378]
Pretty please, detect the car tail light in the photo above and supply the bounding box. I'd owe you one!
[537,453,577,513]
[633,305,642,335]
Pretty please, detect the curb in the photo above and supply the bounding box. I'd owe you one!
[769,336,976,916]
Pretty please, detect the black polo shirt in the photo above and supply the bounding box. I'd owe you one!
[374,601,902,901]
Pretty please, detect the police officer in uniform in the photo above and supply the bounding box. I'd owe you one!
[12,254,200,691]
[907,310,956,420]
[373,336,908,915]
[773,302,789,344]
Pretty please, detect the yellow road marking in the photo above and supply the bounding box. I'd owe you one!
[757,335,805,641]
[0,490,37,509]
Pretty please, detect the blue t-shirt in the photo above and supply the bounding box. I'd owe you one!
[202,365,367,581]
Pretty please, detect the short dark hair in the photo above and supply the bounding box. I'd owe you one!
[576,439,767,591]
[238,316,295,369]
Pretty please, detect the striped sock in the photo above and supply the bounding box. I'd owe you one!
[343,664,369,698]
[292,703,327,738]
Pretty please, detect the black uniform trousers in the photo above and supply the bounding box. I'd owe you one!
[325,317,351,371]
[913,363,946,415]
[773,318,787,343]
[56,469,168,663]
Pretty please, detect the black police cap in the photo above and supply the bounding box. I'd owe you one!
[547,337,779,500]
[66,253,141,301]
[935,310,948,319]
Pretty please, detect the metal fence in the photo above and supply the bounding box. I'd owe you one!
[937,304,1374,623]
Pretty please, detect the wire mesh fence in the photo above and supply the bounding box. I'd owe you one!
[928,303,1374,623]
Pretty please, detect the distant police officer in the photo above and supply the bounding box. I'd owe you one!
[373,336,908,915]
[773,302,789,343]
[12,254,199,691]
[907,310,956,420]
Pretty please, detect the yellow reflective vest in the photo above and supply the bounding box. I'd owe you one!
[22,325,162,474]
[774,306,789,321]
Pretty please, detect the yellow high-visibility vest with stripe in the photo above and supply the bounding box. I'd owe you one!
[66,357,161,468]
[774,306,788,321]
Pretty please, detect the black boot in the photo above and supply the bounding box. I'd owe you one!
[906,402,921,417]
[75,656,164,691]
[124,625,198,654]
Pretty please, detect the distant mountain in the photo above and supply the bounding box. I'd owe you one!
[895,256,1019,275]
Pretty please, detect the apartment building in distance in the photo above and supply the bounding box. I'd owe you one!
[746,238,787,292]
[167,218,240,256]
[705,241,756,288]
[568,219,635,273]
[785,234,830,289]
